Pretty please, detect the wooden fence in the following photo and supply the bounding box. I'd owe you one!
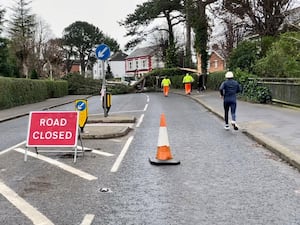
[252,78,300,107]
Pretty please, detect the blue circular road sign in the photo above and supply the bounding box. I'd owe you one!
[95,44,111,60]
[76,101,86,111]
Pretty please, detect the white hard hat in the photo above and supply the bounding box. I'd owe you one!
[225,71,234,78]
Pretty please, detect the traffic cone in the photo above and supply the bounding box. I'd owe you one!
[149,113,180,165]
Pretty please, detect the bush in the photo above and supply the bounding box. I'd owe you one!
[254,32,300,78]
[107,84,134,95]
[62,73,102,95]
[228,41,259,73]
[147,68,187,78]
[206,69,272,104]
[0,77,68,109]
[62,73,132,95]
[227,69,272,103]
[142,68,188,90]
[207,71,226,90]
[242,79,272,103]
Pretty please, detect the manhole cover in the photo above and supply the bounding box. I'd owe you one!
[99,187,112,193]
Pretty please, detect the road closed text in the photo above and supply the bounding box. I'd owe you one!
[32,131,73,140]
[27,112,78,147]
[32,118,72,140]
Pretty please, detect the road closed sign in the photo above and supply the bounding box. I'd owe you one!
[26,111,79,147]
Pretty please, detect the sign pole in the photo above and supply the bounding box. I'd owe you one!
[95,43,111,118]
[101,60,108,117]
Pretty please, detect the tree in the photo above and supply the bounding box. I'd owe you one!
[190,0,218,75]
[184,0,193,68]
[254,32,300,77]
[223,0,293,37]
[0,37,19,77]
[62,21,120,76]
[209,3,248,62]
[8,0,36,78]
[0,5,5,34]
[42,38,65,79]
[30,17,54,78]
[120,0,184,67]
[228,40,259,72]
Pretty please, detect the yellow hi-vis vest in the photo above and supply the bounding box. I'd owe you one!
[161,78,171,87]
[183,74,194,83]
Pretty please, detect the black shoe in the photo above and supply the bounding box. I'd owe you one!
[231,121,238,130]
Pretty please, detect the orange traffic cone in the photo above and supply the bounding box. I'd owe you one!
[149,113,180,165]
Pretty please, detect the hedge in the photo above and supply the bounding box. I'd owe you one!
[0,77,68,109]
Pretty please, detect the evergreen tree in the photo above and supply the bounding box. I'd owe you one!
[62,21,120,76]
[120,0,184,67]
[0,6,5,33]
[8,0,36,78]
[190,0,217,75]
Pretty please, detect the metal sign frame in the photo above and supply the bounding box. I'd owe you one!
[26,111,83,163]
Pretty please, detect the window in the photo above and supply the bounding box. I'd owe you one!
[214,60,218,68]
[129,61,132,69]
[142,60,147,68]
[136,60,139,69]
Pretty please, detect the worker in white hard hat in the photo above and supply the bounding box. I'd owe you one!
[219,71,242,130]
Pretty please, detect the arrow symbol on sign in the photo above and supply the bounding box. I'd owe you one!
[97,47,108,58]
[78,102,84,110]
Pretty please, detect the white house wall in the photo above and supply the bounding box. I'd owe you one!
[151,55,164,69]
[93,60,106,80]
[110,61,126,78]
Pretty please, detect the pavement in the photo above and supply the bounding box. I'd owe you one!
[0,91,300,171]
[173,90,300,171]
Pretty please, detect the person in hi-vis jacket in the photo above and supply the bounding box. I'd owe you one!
[182,73,194,95]
[161,76,171,97]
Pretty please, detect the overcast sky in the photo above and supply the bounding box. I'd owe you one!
[1,0,146,50]
[2,0,299,51]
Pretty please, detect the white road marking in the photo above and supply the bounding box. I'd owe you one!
[80,214,95,225]
[91,150,114,157]
[0,180,55,225]
[0,141,26,156]
[111,136,134,173]
[143,104,148,111]
[14,148,97,181]
[77,146,114,156]
[136,114,144,128]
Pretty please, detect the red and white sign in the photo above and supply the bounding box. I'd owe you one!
[27,111,79,147]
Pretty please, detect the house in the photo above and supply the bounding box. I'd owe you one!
[208,51,226,73]
[109,51,128,78]
[125,45,165,78]
[92,51,128,80]
[68,61,80,74]
[194,50,226,74]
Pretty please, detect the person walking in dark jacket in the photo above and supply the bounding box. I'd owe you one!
[219,71,242,130]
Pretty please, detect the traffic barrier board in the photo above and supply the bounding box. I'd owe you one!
[26,111,79,147]
[75,99,88,130]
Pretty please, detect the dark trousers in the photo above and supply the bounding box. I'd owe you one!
[223,101,237,124]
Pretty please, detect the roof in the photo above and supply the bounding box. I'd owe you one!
[110,51,128,61]
[210,50,225,60]
[126,45,161,59]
